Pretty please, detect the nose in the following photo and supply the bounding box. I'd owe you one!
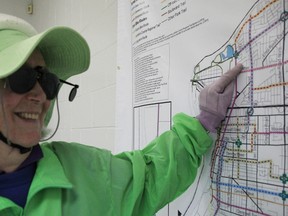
[26,81,47,102]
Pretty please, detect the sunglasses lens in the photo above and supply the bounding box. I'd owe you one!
[7,66,37,94]
[68,86,78,102]
[37,69,60,100]
[7,66,60,100]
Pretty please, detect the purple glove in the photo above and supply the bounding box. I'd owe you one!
[196,64,243,132]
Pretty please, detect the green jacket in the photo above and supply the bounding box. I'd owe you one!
[0,113,212,216]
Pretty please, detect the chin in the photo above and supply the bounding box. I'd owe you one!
[15,133,42,147]
[19,139,40,147]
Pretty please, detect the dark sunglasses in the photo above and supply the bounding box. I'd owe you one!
[6,65,79,101]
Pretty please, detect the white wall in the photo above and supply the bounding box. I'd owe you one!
[0,0,30,20]
[0,0,117,151]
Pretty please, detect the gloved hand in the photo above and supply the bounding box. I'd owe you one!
[196,64,243,132]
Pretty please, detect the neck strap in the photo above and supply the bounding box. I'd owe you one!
[0,132,32,154]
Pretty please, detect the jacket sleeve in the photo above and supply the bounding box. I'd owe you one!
[110,113,213,216]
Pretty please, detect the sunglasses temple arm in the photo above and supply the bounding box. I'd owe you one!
[59,79,79,89]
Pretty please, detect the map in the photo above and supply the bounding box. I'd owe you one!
[191,0,288,215]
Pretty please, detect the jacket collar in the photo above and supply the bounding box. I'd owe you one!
[27,145,73,201]
[0,145,73,213]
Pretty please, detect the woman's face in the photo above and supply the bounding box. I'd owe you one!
[0,50,51,147]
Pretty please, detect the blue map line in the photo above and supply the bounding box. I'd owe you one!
[211,181,279,196]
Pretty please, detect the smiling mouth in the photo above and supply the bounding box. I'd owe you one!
[16,112,40,120]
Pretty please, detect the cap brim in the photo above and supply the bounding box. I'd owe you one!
[0,26,90,80]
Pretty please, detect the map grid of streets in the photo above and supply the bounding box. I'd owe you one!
[192,0,288,215]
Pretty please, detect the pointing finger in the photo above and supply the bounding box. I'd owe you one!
[213,63,243,93]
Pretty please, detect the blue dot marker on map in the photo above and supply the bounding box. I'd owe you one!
[280,11,288,21]
[247,107,254,116]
